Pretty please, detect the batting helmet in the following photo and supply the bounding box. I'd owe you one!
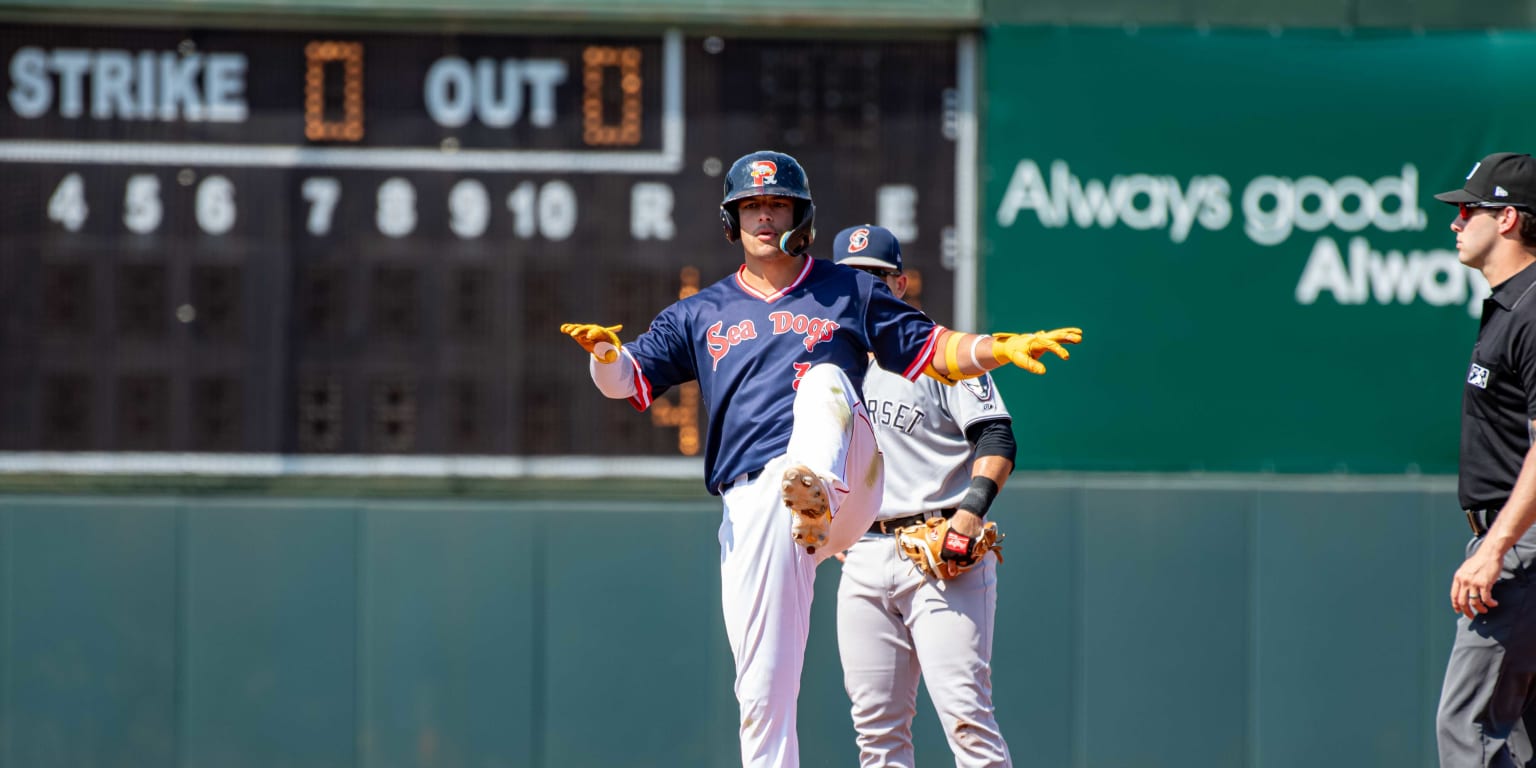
[719,150,816,257]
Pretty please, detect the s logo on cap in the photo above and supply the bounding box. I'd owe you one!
[847,227,870,253]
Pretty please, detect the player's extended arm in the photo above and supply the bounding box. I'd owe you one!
[560,322,637,399]
[923,327,1083,384]
[560,322,623,363]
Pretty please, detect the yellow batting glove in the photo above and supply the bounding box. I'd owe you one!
[991,328,1083,374]
[559,323,624,364]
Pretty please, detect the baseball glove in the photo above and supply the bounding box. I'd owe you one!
[896,517,1004,580]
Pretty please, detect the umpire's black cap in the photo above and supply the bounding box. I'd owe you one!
[832,225,903,272]
[1435,152,1536,209]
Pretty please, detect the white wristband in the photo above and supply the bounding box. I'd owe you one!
[590,348,638,399]
[967,336,986,372]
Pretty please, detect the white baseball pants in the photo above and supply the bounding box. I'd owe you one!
[717,363,883,768]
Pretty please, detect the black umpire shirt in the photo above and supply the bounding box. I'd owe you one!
[1461,260,1536,511]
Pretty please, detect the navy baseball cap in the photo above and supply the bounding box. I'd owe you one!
[832,225,903,272]
[1435,152,1536,208]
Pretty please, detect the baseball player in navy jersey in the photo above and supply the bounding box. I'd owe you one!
[560,150,1080,768]
[832,225,1015,767]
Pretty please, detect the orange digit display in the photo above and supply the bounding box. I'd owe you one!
[582,45,642,146]
[649,267,701,455]
[304,41,364,142]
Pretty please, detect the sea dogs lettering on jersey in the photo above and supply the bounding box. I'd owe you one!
[769,311,839,352]
[707,319,758,370]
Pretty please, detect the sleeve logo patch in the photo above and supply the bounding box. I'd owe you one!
[1469,363,1490,389]
[961,376,993,401]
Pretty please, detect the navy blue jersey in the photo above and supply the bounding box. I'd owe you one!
[624,257,940,494]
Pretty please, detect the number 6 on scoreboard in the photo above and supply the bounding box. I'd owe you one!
[196,175,237,235]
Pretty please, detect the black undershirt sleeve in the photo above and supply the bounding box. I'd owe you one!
[965,418,1017,464]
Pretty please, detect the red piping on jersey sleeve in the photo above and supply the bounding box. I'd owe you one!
[627,355,654,411]
[901,325,945,381]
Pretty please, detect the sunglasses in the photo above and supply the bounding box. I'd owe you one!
[854,267,901,279]
[1459,202,1532,219]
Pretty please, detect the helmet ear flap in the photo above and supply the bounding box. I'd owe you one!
[720,203,741,243]
[778,201,816,257]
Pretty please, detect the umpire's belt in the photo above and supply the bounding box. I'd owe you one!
[869,509,956,535]
[1466,508,1501,538]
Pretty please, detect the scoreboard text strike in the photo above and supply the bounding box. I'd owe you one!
[0,23,958,458]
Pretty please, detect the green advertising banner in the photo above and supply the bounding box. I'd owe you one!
[983,27,1536,473]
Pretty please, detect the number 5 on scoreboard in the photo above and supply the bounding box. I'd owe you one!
[124,174,162,235]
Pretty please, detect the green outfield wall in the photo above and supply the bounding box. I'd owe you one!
[982,27,1536,474]
[0,480,1466,767]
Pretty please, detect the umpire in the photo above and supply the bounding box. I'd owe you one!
[1435,151,1536,767]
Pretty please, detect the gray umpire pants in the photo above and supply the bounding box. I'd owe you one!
[1437,525,1536,767]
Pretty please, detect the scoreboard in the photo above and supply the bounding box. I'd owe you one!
[0,22,963,457]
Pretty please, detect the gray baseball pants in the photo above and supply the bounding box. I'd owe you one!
[1437,527,1536,767]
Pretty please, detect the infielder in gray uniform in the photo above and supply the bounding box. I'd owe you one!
[832,225,1018,768]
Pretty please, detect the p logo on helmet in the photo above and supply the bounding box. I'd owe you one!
[750,161,778,187]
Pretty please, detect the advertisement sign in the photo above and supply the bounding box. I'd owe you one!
[984,28,1535,472]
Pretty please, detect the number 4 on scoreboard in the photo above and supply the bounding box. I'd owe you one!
[48,173,88,232]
